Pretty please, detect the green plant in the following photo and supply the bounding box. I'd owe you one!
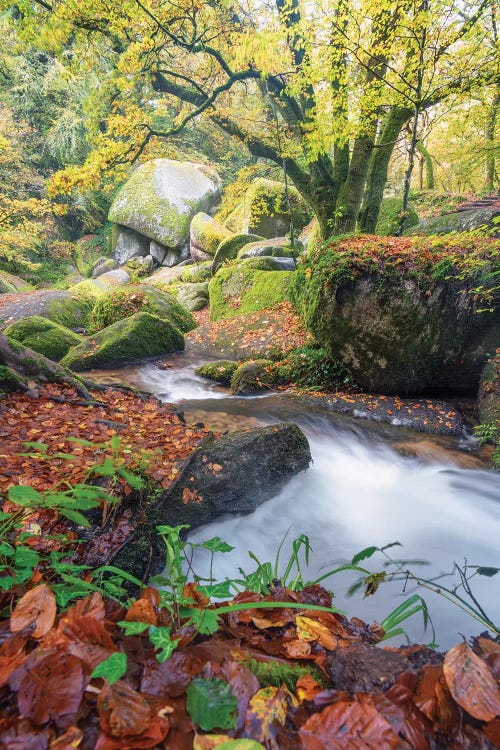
[243,657,328,692]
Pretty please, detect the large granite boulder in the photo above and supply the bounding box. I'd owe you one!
[109,422,312,580]
[209,265,294,321]
[405,206,500,237]
[4,316,83,362]
[223,178,310,238]
[60,312,184,371]
[189,212,232,262]
[293,237,500,395]
[109,159,222,264]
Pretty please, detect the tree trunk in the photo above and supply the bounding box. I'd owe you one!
[485,88,500,192]
[416,140,435,189]
[359,107,410,233]
[334,132,376,233]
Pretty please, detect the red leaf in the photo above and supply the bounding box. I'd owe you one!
[443,642,500,721]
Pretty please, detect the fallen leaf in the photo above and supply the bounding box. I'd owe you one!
[296,615,337,650]
[10,583,56,639]
[17,650,85,725]
[443,642,500,721]
[98,680,152,737]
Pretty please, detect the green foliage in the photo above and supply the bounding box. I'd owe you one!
[91,653,128,685]
[474,422,500,468]
[0,438,145,600]
[186,678,238,731]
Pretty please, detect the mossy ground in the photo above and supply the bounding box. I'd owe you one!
[4,316,83,361]
[60,312,185,371]
[209,266,294,321]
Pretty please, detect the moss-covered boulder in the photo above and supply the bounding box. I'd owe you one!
[74,235,112,277]
[239,257,295,271]
[195,359,238,385]
[292,236,500,395]
[238,237,297,259]
[212,233,264,274]
[189,212,232,262]
[174,282,209,312]
[375,197,419,236]
[230,359,274,395]
[46,289,97,330]
[180,262,213,283]
[0,270,32,291]
[92,258,118,278]
[4,316,83,362]
[405,206,500,236]
[61,312,184,371]
[478,352,500,423]
[209,266,294,321]
[90,285,196,332]
[223,178,309,238]
[109,160,222,260]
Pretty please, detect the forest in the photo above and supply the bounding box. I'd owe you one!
[0,0,499,747]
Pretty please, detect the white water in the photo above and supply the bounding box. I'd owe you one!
[189,422,500,647]
[113,359,500,648]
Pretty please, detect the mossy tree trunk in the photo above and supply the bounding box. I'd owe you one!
[485,87,500,192]
[359,107,412,234]
[416,140,435,189]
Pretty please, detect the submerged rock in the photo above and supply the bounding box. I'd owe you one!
[110,422,312,580]
[60,311,184,371]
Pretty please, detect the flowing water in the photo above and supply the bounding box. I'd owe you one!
[88,352,500,648]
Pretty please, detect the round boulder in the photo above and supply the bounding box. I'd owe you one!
[189,212,232,262]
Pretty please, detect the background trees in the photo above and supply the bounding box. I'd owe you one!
[0,0,498,240]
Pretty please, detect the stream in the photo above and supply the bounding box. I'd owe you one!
[88,349,500,649]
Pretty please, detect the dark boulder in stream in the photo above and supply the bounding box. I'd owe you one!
[109,422,311,581]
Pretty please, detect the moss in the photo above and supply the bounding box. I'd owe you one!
[230,359,274,394]
[273,345,349,390]
[237,239,296,259]
[60,312,184,371]
[212,233,265,275]
[242,657,328,692]
[179,262,213,283]
[239,257,293,271]
[0,365,28,395]
[375,197,418,236]
[209,267,294,321]
[46,288,97,330]
[4,316,83,362]
[90,285,196,332]
[195,360,239,385]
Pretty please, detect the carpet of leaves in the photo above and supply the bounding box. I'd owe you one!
[0,385,209,498]
[189,303,312,359]
[1,583,500,749]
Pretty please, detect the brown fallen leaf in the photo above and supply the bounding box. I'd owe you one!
[296,615,337,650]
[17,650,85,725]
[98,679,152,738]
[443,642,500,722]
[10,583,56,639]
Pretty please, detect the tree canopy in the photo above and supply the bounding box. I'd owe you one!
[0,0,498,238]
